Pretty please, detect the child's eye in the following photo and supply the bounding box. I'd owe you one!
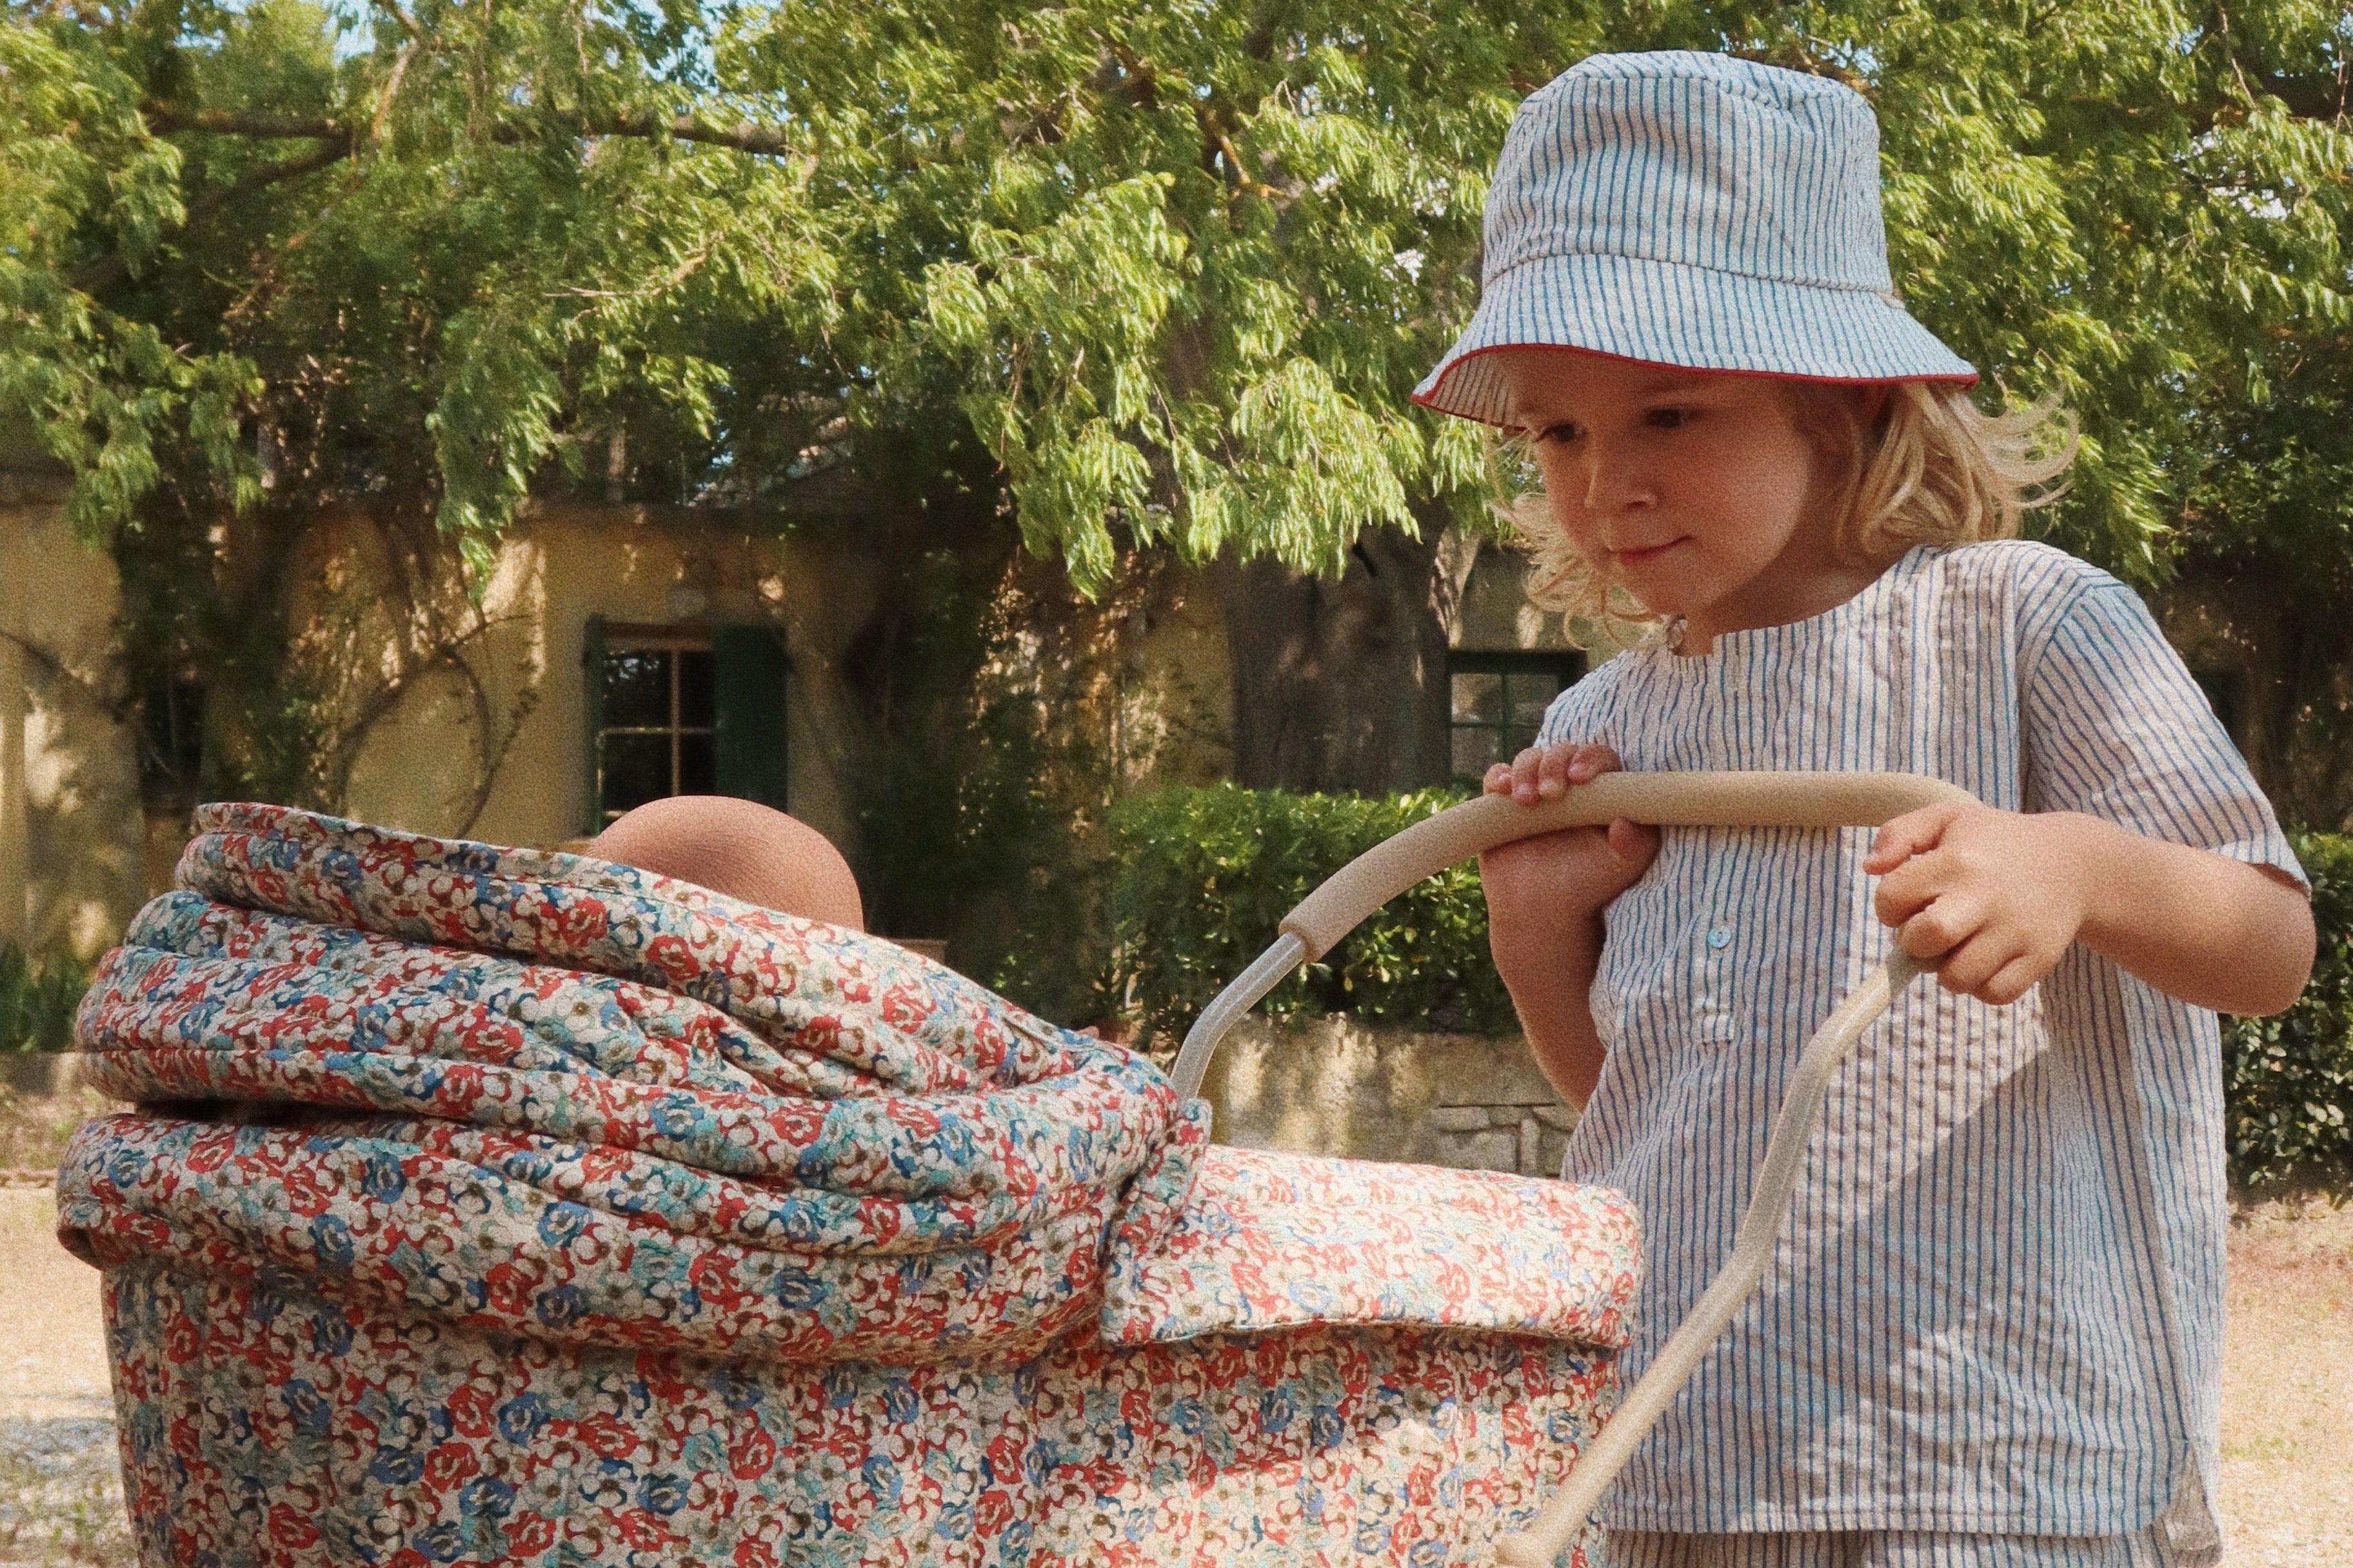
[1646,407,1693,430]
[1531,421,1582,446]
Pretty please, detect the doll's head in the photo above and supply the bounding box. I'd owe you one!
[591,795,865,930]
[1410,52,2076,643]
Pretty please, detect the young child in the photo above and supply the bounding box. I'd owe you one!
[1413,52,2316,1568]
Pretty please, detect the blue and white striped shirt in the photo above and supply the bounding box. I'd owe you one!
[1540,541,2300,1538]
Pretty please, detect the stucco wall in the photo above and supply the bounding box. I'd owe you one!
[0,503,1562,969]
[333,508,1240,865]
[0,493,900,956]
[329,504,894,861]
[1201,1017,1577,1176]
[1454,541,1575,654]
[0,491,149,960]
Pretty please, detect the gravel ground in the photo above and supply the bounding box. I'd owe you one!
[0,1160,128,1567]
[2217,1191,2353,1565]
[0,1082,2343,1565]
[0,1086,115,1178]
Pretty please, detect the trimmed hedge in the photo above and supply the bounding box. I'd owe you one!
[2222,831,2353,1187]
[1107,784,1514,1047]
[1109,786,2353,1187]
[0,942,88,1054]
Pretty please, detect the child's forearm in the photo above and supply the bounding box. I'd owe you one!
[1494,913,1611,1109]
[2060,813,2315,1017]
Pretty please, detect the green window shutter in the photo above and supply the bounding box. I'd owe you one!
[713,624,789,811]
[582,614,608,834]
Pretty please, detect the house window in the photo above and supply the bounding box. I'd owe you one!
[585,619,790,830]
[593,627,715,824]
[1449,651,1584,783]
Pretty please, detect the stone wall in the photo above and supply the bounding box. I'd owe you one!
[1198,1017,1577,1176]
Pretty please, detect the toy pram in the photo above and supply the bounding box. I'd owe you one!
[58,772,1960,1567]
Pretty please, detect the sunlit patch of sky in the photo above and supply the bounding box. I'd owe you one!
[322,1,373,61]
[315,0,735,88]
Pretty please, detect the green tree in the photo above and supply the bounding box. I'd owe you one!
[4,0,2350,806]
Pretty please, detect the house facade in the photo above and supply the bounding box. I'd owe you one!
[2,461,1576,965]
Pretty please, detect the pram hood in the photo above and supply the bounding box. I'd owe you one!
[59,803,1640,1364]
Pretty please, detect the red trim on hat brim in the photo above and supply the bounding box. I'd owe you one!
[1411,340,1981,427]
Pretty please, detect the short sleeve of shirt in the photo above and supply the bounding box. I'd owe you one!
[2020,571,2304,888]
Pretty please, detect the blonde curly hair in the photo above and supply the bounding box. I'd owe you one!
[1497,382,2080,646]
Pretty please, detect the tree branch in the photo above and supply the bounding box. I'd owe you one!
[1196,105,1276,201]
[371,41,420,144]
[372,0,424,43]
[1099,37,1160,112]
[591,108,805,161]
[76,95,811,294]
[141,99,811,163]
[73,138,354,293]
[141,105,357,141]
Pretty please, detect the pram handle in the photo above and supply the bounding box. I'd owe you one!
[1171,769,1969,1102]
[1283,769,1970,963]
[1494,944,1929,1567]
[1169,768,1975,1568]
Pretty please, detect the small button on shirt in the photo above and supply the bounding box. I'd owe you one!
[1539,542,2300,1540]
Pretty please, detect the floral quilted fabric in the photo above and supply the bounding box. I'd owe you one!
[98,1250,1620,1567]
[59,802,1643,1565]
[72,803,1201,1360]
[1105,1147,1640,1347]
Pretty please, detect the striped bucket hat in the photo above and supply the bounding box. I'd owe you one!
[1413,51,1976,426]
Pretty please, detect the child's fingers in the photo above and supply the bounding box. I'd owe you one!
[1930,927,2023,998]
[1872,851,1953,928]
[1974,953,2047,1007]
[1894,888,1987,962]
[1865,802,1964,875]
[1564,744,1623,784]
[1604,817,1660,868]
[1501,742,1622,805]
[1536,745,1576,798]
[1505,747,1546,802]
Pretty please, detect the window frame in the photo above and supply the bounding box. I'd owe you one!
[1447,650,1586,784]
[589,620,718,828]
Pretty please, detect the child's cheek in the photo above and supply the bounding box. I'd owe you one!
[1553,499,1605,560]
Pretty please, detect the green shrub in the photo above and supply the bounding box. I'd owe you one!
[1108,784,1513,1047]
[0,942,90,1054]
[2223,830,2353,1188]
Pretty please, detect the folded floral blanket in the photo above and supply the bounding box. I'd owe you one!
[66,802,1207,1363]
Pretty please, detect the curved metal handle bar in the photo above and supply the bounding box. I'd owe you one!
[1170,771,1969,1102]
[1162,769,1974,1564]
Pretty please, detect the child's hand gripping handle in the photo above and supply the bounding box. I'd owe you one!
[1169,771,1971,1102]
